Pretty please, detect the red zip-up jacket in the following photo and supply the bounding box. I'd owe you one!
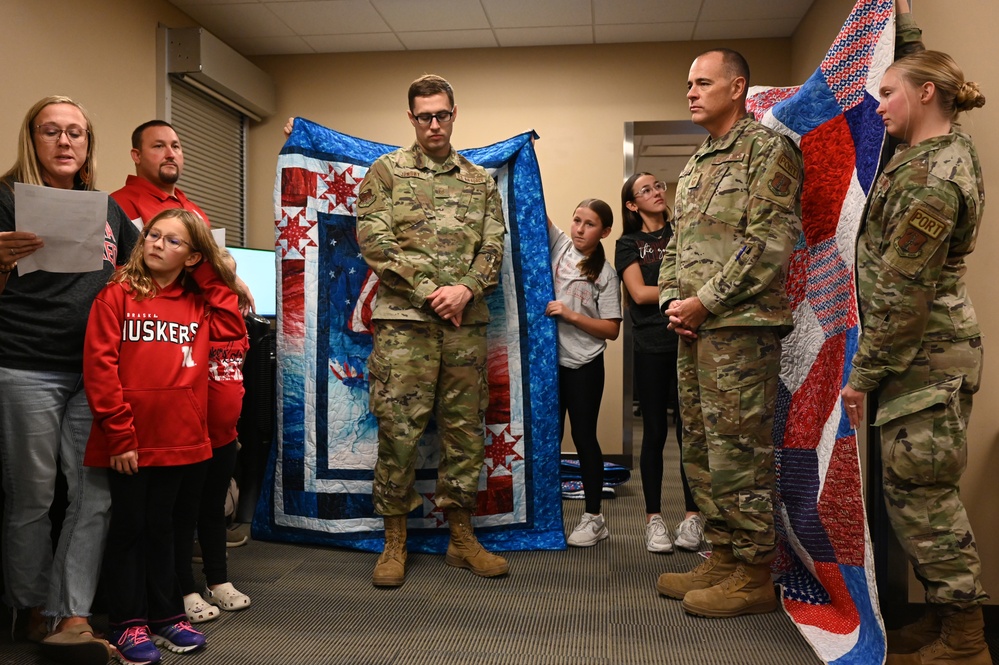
[83,262,244,468]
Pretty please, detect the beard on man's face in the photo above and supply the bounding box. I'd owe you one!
[158,163,181,184]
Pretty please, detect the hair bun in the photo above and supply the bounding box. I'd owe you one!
[956,81,986,112]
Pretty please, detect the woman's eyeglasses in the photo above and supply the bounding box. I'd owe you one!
[35,124,89,144]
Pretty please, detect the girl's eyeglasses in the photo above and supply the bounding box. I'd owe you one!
[143,228,193,251]
[635,181,667,199]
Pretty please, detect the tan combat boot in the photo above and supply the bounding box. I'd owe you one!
[886,606,992,665]
[372,515,407,587]
[445,508,509,577]
[656,546,738,600]
[681,561,777,618]
[887,606,941,654]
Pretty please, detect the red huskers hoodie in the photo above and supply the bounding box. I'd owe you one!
[83,262,245,468]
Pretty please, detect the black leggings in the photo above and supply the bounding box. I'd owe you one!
[559,355,605,516]
[174,440,239,593]
[635,350,697,515]
[105,465,187,628]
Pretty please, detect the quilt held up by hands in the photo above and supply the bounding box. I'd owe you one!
[256,122,565,553]
[747,0,895,663]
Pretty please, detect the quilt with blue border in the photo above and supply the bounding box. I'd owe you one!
[255,122,565,553]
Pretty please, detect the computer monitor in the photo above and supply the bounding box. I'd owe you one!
[226,246,277,318]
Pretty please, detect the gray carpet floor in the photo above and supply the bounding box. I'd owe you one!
[1,426,824,664]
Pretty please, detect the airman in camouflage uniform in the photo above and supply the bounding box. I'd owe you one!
[356,74,508,587]
[841,5,991,658]
[848,127,988,664]
[656,48,802,619]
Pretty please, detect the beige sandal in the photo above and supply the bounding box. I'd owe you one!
[40,623,112,665]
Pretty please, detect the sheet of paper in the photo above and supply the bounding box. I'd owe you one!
[14,183,108,275]
[212,228,226,248]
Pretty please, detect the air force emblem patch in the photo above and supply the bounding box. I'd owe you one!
[769,171,792,198]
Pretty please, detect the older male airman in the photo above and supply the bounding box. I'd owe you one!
[657,48,803,619]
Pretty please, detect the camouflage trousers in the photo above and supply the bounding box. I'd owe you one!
[875,337,988,609]
[367,320,488,516]
[677,327,780,564]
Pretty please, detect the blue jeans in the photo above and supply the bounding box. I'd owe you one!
[0,367,110,620]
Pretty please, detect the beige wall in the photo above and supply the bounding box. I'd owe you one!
[3,0,996,601]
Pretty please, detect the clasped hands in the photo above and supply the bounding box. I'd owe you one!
[427,284,472,327]
[664,296,710,340]
[665,292,870,430]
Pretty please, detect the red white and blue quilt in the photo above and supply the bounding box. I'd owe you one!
[747,0,894,662]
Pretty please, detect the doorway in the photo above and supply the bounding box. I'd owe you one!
[620,120,706,463]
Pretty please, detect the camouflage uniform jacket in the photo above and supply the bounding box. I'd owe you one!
[895,12,924,58]
[356,142,506,324]
[848,131,984,393]
[658,114,802,333]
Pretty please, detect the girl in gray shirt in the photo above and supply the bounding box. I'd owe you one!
[545,200,621,547]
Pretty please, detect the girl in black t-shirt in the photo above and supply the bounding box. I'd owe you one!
[616,173,702,555]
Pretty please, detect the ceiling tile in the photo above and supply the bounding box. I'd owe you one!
[699,0,812,22]
[304,32,405,51]
[227,34,315,55]
[166,0,816,55]
[596,22,694,44]
[171,0,256,6]
[694,17,801,40]
[371,0,490,32]
[397,29,498,51]
[593,0,700,26]
[265,1,390,35]
[481,0,590,29]
[178,3,294,39]
[494,25,593,48]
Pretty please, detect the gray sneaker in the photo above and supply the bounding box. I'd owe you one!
[674,514,704,551]
[567,512,609,547]
[645,515,674,553]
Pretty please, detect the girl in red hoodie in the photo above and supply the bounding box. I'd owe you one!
[84,208,243,665]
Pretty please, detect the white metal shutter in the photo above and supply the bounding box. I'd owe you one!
[169,80,246,246]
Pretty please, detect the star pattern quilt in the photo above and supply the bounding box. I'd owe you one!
[255,123,565,553]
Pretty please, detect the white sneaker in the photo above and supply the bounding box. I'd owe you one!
[567,512,609,547]
[674,514,704,551]
[645,515,674,553]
